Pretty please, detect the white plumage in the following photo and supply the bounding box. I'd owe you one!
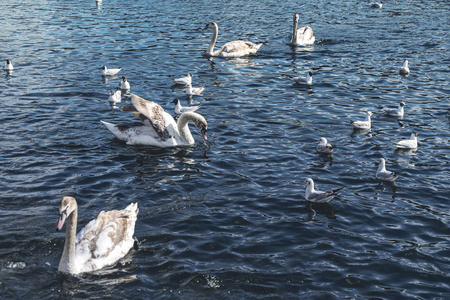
[119,76,131,90]
[316,137,334,154]
[371,1,383,8]
[108,89,122,105]
[185,83,206,96]
[56,196,138,274]
[383,102,406,118]
[101,66,122,76]
[304,178,343,203]
[376,158,398,181]
[293,71,314,86]
[172,73,194,86]
[290,13,315,46]
[350,111,373,130]
[399,60,410,75]
[4,59,13,70]
[171,98,201,115]
[393,131,418,149]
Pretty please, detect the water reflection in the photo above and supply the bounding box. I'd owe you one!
[304,202,337,221]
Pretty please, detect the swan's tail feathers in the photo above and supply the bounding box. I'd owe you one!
[101,120,129,141]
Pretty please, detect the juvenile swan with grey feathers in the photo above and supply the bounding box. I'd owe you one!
[56,197,138,274]
[290,13,315,46]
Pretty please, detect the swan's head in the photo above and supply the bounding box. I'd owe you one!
[203,22,217,31]
[57,197,77,231]
[293,13,299,23]
[171,98,180,105]
[193,114,208,141]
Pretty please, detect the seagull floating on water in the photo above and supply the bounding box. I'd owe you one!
[185,83,206,96]
[376,158,398,182]
[371,1,383,8]
[171,98,201,115]
[172,73,194,86]
[108,89,121,105]
[350,111,373,130]
[293,71,314,86]
[119,76,131,90]
[383,102,406,118]
[316,137,334,154]
[304,178,343,203]
[290,13,315,46]
[393,131,418,149]
[101,66,122,76]
[203,22,263,58]
[4,59,13,71]
[399,60,410,76]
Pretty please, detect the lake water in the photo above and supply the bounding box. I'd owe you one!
[1,0,449,299]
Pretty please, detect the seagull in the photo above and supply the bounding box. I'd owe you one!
[383,102,406,118]
[185,84,206,96]
[350,111,373,130]
[399,60,410,75]
[371,1,383,8]
[108,89,121,104]
[376,158,398,181]
[393,131,418,149]
[4,59,13,70]
[304,178,343,203]
[172,73,194,86]
[316,137,334,154]
[101,66,122,76]
[119,76,131,90]
[293,71,314,86]
[171,98,201,115]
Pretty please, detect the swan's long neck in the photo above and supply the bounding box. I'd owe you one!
[291,16,298,44]
[206,23,219,56]
[176,113,196,144]
[59,209,77,273]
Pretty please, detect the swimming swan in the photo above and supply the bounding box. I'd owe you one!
[290,13,315,46]
[56,196,138,274]
[101,94,208,147]
[203,22,262,58]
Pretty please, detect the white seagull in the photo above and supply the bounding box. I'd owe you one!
[304,178,343,203]
[399,60,410,75]
[203,22,263,58]
[350,111,374,130]
[108,89,122,105]
[172,73,194,86]
[171,98,201,115]
[371,1,383,8]
[119,76,131,90]
[376,158,398,182]
[290,13,315,46]
[383,102,406,118]
[101,94,208,147]
[293,71,314,86]
[185,83,206,96]
[101,66,122,76]
[393,131,418,149]
[316,137,334,154]
[4,59,13,70]
[56,196,138,274]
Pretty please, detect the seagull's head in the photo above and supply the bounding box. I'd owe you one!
[171,98,180,105]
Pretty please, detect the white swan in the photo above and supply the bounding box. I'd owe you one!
[290,13,315,46]
[393,131,418,149]
[293,71,314,85]
[4,59,13,71]
[56,196,138,274]
[203,22,263,58]
[171,98,201,115]
[383,102,406,118]
[101,94,208,147]
[304,178,343,203]
[316,137,333,154]
[399,60,410,75]
[185,83,206,96]
[376,158,398,181]
[119,76,131,90]
[350,111,373,130]
[172,73,194,86]
[101,66,122,76]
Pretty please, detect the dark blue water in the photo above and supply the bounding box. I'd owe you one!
[1,0,449,298]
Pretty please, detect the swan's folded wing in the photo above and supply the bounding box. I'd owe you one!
[130,94,171,140]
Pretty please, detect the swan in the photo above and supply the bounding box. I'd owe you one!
[316,137,333,154]
[203,22,263,58]
[371,1,383,8]
[304,178,343,203]
[172,73,194,86]
[350,111,373,130]
[293,71,314,85]
[393,131,418,149]
[56,196,138,274]
[108,89,122,105]
[171,98,201,115]
[119,76,131,90]
[376,158,398,181]
[399,60,410,75]
[290,13,315,46]
[101,66,122,76]
[383,102,406,118]
[185,83,206,96]
[4,59,13,70]
[101,93,208,147]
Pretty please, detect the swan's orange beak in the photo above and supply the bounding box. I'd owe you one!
[201,128,208,141]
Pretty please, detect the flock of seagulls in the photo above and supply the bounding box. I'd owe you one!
[2,2,421,274]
